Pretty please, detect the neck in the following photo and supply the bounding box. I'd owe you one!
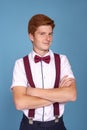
[33,49,49,56]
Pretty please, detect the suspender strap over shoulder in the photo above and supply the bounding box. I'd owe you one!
[23,53,60,118]
[53,53,60,116]
[23,56,35,88]
[23,56,35,117]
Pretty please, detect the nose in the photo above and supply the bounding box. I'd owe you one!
[46,35,51,41]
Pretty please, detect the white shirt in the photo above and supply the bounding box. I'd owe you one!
[11,50,75,121]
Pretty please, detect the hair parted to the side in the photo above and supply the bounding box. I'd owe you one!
[28,14,55,35]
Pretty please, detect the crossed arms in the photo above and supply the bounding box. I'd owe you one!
[12,76,77,110]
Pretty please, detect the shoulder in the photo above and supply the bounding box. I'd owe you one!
[60,54,70,65]
[50,50,67,58]
[53,53,70,65]
[49,50,69,63]
[14,57,23,66]
[60,54,68,60]
[52,51,68,60]
[14,55,28,69]
[15,53,31,65]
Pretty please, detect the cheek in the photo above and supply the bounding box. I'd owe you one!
[50,37,53,42]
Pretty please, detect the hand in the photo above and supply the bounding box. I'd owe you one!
[59,76,75,87]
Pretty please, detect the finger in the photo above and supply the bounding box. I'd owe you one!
[59,76,68,87]
[60,77,74,87]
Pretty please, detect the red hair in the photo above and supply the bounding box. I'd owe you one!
[28,14,55,35]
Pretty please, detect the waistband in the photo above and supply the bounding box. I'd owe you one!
[22,114,63,127]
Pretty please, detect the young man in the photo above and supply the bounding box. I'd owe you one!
[11,14,77,130]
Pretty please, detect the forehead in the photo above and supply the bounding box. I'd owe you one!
[36,25,52,32]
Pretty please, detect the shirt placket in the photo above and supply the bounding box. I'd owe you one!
[40,61,45,121]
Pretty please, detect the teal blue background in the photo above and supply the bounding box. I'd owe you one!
[0,0,87,130]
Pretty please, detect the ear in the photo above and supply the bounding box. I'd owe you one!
[29,33,34,42]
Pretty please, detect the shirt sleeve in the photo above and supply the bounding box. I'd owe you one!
[11,58,28,89]
[60,55,75,80]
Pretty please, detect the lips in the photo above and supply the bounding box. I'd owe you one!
[43,42,50,45]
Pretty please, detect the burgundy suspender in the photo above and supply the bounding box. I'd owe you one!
[23,53,60,118]
[53,53,60,116]
[23,56,35,88]
[23,56,35,117]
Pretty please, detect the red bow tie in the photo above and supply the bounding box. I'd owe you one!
[34,55,50,64]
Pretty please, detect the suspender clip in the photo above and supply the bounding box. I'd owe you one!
[55,115,59,123]
[29,117,33,124]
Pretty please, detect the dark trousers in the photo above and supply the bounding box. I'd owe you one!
[19,114,67,130]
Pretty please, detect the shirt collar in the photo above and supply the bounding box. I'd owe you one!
[31,50,51,59]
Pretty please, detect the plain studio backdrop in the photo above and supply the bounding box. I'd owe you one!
[0,0,87,130]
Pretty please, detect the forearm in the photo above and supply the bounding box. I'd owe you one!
[34,85,76,103]
[14,95,52,110]
[12,86,53,111]
[27,78,77,103]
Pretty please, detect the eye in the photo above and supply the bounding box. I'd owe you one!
[40,32,45,35]
[49,32,53,36]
